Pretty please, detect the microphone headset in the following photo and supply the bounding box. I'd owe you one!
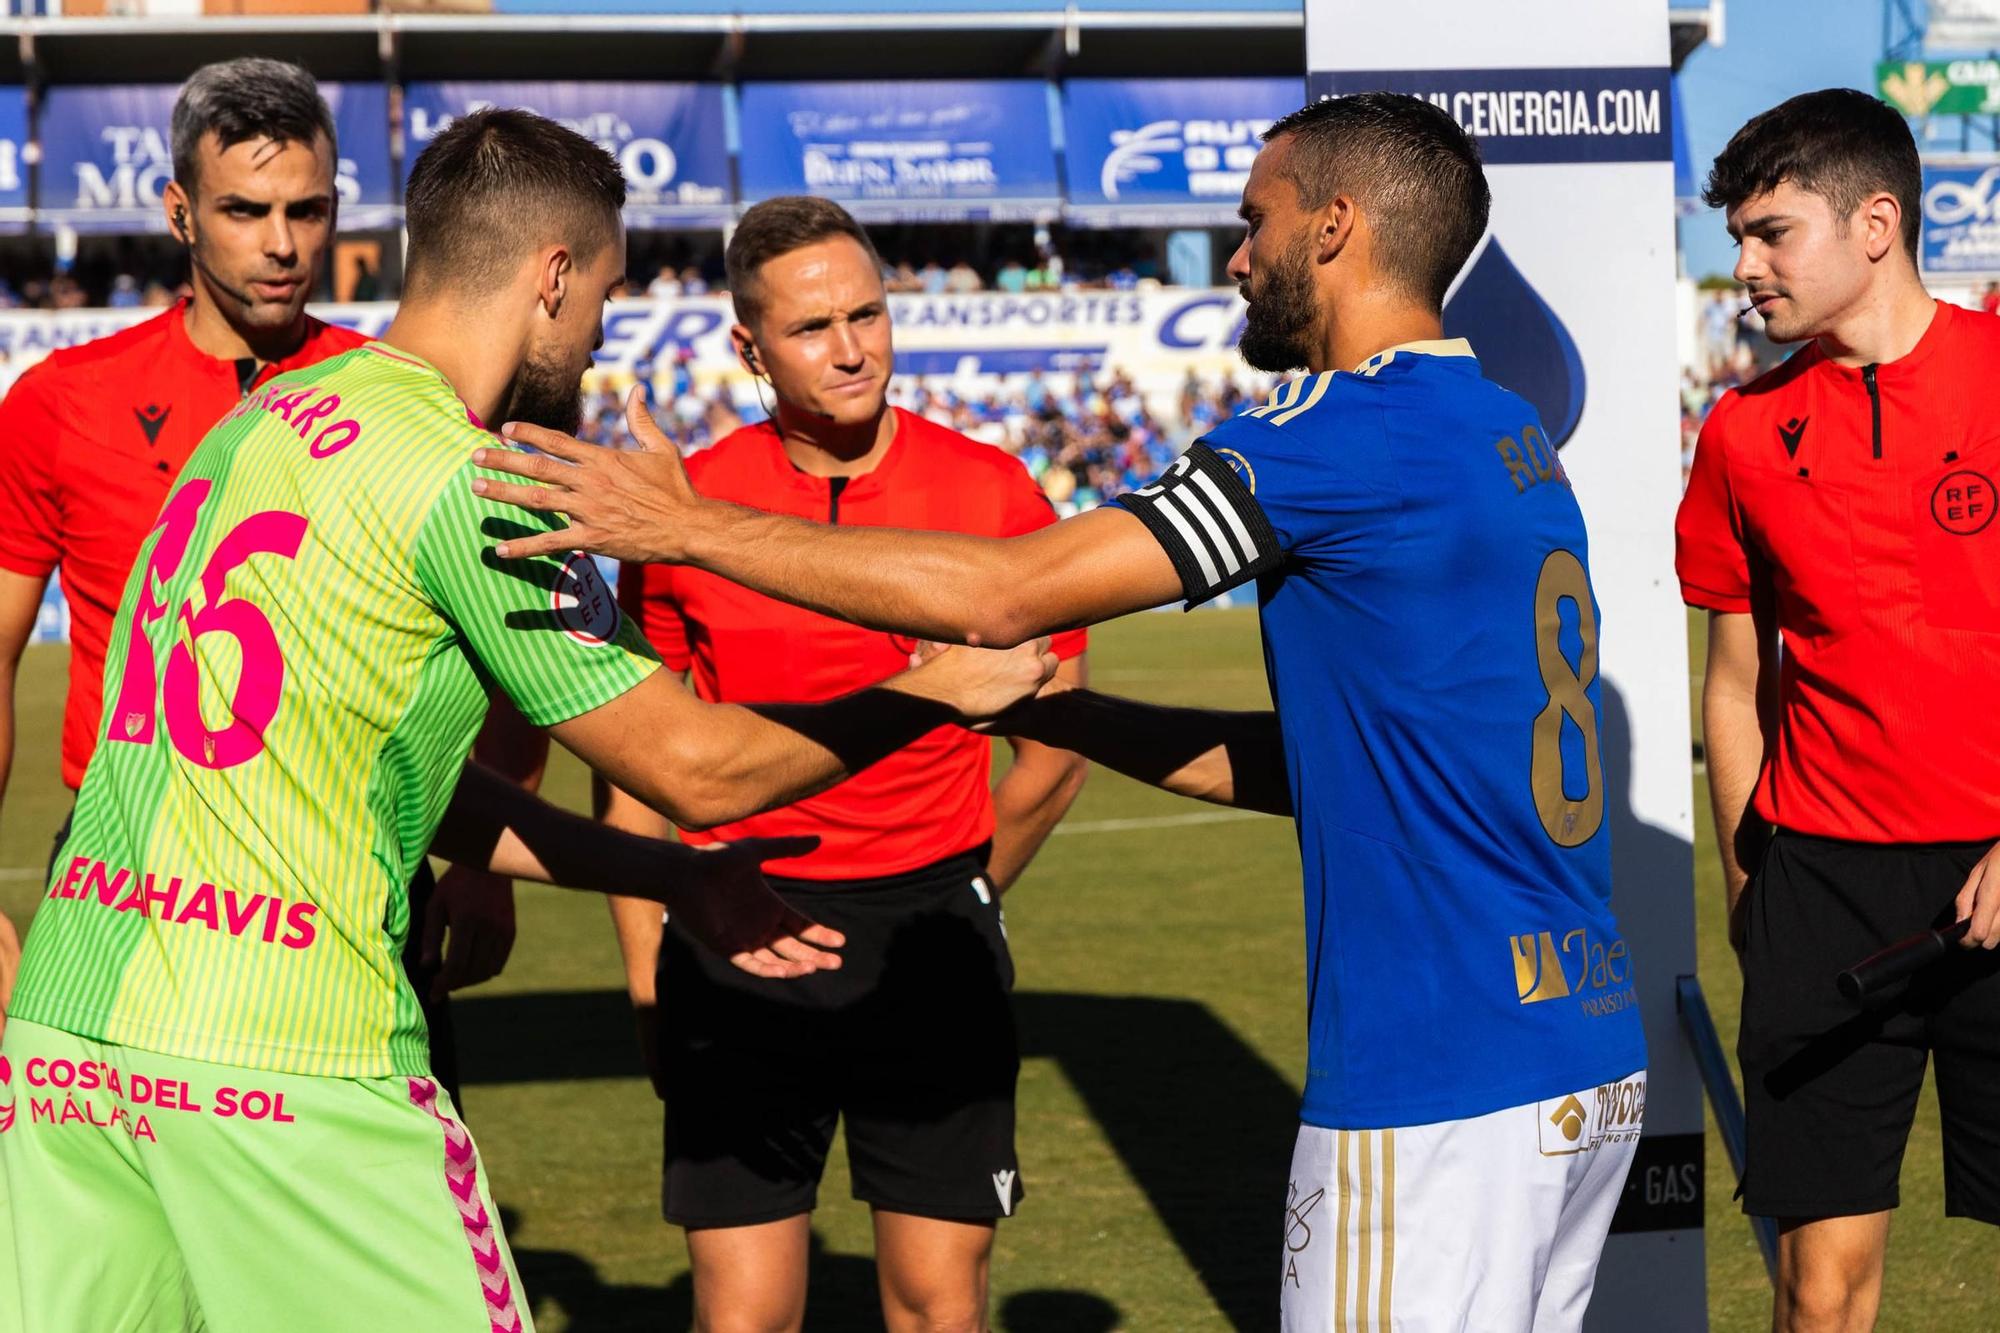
[174,205,190,245]
[739,334,838,423]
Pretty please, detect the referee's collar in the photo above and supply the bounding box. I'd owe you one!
[1352,338,1476,377]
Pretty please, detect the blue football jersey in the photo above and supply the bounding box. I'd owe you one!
[1115,340,1645,1128]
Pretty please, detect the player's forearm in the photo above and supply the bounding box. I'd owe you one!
[606,893,666,1007]
[1010,689,1291,816]
[679,500,1041,646]
[1703,685,1769,907]
[434,761,681,890]
[604,682,963,833]
[987,742,1089,893]
[600,783,675,1005]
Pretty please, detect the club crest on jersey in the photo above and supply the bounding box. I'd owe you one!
[0,1055,14,1134]
[552,553,620,645]
[1214,447,1256,493]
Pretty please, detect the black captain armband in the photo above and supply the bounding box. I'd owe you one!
[1113,441,1281,606]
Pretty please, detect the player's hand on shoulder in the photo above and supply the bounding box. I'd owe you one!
[473,385,703,566]
[658,836,845,979]
[895,638,1059,722]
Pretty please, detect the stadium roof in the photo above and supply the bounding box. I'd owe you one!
[0,4,1719,84]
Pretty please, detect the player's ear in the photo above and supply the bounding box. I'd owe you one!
[163,179,194,246]
[1317,195,1357,266]
[730,320,764,377]
[538,245,573,321]
[1860,191,1901,263]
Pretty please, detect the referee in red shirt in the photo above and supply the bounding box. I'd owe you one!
[0,61,509,1076]
[605,197,1088,1333]
[1679,90,2000,1332]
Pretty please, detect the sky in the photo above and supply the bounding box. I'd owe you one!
[1676,0,1883,280]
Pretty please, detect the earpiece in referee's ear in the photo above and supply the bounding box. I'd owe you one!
[739,339,763,377]
[173,205,190,245]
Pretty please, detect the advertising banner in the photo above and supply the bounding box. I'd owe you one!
[1307,2,1702,1326]
[737,80,1060,222]
[0,86,26,231]
[1920,158,2000,275]
[1060,77,1302,228]
[1927,0,2000,52]
[37,83,395,233]
[1878,58,2000,117]
[403,82,731,228]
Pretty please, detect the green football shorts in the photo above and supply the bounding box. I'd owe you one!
[0,1019,531,1332]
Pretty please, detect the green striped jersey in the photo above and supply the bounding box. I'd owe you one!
[10,342,658,1077]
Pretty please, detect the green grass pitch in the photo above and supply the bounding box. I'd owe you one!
[2,610,1991,1329]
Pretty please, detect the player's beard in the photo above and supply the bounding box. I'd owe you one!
[1237,230,1320,373]
[504,342,585,436]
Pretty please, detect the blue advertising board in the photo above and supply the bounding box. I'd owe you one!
[1920,159,2000,276]
[737,81,1060,222]
[403,82,731,227]
[0,87,25,230]
[38,83,394,233]
[1061,78,1301,227]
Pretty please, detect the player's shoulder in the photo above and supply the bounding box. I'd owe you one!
[301,316,372,357]
[1700,345,1819,451]
[684,420,781,487]
[894,407,1035,482]
[34,306,179,380]
[1204,370,1389,457]
[1938,299,2000,364]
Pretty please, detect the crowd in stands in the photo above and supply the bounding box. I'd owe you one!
[573,359,1282,515]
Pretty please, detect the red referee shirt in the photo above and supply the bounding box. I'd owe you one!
[622,408,1088,881]
[1676,300,2000,843]
[0,302,367,789]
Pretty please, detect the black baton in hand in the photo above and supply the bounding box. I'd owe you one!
[1837,920,1972,1001]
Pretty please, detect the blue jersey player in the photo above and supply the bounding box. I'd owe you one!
[475,92,1649,1331]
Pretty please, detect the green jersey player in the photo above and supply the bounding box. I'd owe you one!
[0,109,1053,1333]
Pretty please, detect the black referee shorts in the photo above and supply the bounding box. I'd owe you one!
[1738,829,2000,1223]
[655,847,1023,1229]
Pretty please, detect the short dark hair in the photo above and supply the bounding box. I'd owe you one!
[726,196,883,328]
[1261,93,1490,311]
[171,58,337,197]
[1703,88,1921,261]
[403,108,627,297]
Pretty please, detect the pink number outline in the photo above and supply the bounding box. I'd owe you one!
[106,481,309,771]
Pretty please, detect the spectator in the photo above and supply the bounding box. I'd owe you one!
[995,258,1028,293]
[946,259,982,293]
[647,264,681,299]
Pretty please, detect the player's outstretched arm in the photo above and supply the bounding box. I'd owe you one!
[550,637,1057,833]
[430,760,839,978]
[471,389,1185,647]
[1004,686,1291,816]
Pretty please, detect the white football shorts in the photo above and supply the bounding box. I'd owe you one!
[1281,1070,1645,1333]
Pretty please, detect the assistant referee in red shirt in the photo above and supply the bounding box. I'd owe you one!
[1679,89,2000,1333]
[604,197,1087,1333]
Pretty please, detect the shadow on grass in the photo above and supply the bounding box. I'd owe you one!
[459,988,1291,1330]
[506,1209,1117,1332]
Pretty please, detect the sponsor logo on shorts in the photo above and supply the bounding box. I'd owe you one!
[1283,1178,1323,1289]
[991,1168,1017,1216]
[552,552,621,645]
[1510,925,1636,1019]
[1537,1075,1644,1157]
[13,1056,300,1143]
